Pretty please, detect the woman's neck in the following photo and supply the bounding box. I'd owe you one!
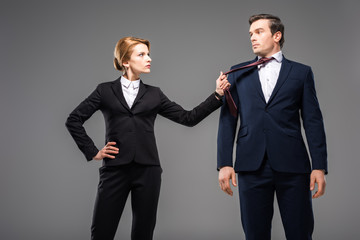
[123,72,140,81]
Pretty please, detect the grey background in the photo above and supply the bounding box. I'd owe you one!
[1,0,359,239]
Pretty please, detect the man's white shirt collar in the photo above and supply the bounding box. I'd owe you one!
[257,51,283,68]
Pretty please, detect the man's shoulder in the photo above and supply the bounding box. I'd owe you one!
[284,58,311,71]
[230,57,312,70]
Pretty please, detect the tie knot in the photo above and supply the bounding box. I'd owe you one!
[258,57,273,64]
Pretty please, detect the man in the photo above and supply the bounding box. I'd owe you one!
[217,14,327,240]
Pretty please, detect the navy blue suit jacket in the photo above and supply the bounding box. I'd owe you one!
[217,56,327,173]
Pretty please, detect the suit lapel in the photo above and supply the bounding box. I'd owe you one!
[244,58,266,103]
[251,68,266,103]
[111,78,131,112]
[132,80,147,108]
[267,57,292,105]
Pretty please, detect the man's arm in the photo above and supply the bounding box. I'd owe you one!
[217,72,239,196]
[301,67,328,198]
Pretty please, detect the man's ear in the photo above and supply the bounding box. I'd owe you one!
[273,31,282,43]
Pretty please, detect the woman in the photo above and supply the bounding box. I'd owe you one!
[65,36,229,240]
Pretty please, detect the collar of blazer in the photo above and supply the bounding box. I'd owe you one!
[111,77,148,112]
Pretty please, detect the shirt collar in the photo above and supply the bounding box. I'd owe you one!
[257,51,283,65]
[120,76,140,89]
[272,51,283,63]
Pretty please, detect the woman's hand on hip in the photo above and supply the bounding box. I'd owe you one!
[93,142,119,160]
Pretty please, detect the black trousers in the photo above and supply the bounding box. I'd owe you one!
[238,158,314,240]
[91,162,162,240]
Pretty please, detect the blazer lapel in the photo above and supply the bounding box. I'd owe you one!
[132,80,147,108]
[251,68,266,103]
[111,78,131,112]
[244,58,266,103]
[267,57,292,105]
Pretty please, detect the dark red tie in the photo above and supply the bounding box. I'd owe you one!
[223,57,274,117]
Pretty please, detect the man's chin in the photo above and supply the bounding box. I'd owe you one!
[253,49,262,56]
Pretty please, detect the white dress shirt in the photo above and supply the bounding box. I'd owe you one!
[120,76,140,108]
[258,51,283,103]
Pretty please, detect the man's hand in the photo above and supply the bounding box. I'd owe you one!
[218,166,237,196]
[93,142,119,161]
[215,71,230,96]
[310,170,326,198]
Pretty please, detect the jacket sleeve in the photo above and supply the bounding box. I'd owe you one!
[65,85,102,161]
[217,72,239,169]
[158,89,223,127]
[301,68,328,173]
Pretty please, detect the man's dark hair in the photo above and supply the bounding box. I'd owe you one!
[249,14,285,48]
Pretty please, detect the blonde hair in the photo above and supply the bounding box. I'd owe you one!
[113,36,150,71]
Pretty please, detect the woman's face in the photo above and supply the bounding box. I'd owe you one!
[124,43,151,76]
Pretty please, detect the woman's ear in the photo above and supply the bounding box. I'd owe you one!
[122,61,129,68]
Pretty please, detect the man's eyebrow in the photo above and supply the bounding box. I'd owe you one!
[249,27,264,34]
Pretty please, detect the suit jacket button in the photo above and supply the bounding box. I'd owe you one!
[129,114,133,118]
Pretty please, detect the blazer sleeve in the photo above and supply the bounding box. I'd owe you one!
[158,89,223,127]
[65,85,102,161]
[301,68,328,173]
[217,72,239,169]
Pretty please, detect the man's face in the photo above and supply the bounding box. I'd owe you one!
[249,19,280,57]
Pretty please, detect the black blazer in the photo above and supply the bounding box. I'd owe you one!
[66,78,223,166]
